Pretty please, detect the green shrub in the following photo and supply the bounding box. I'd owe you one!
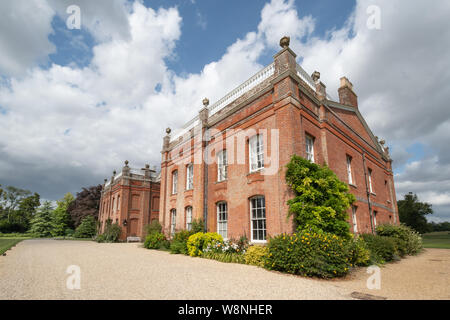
[264,230,351,278]
[145,220,162,236]
[347,236,371,266]
[186,232,223,257]
[170,230,193,254]
[244,245,268,267]
[202,251,245,264]
[285,155,355,240]
[144,232,166,249]
[375,224,423,255]
[65,228,75,237]
[361,234,398,264]
[74,215,96,238]
[190,218,205,234]
[97,220,122,243]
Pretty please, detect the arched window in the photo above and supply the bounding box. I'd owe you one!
[185,206,192,231]
[170,209,177,235]
[217,202,228,239]
[250,196,266,242]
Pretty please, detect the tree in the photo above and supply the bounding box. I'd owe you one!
[52,193,74,236]
[398,192,433,233]
[74,215,97,238]
[30,201,55,237]
[0,185,40,233]
[285,155,355,239]
[67,185,102,227]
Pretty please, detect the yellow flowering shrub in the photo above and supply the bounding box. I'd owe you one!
[244,245,268,267]
[264,230,351,278]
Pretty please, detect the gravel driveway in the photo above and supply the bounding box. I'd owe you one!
[0,239,448,300]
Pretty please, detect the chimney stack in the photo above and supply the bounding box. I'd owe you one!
[338,77,358,108]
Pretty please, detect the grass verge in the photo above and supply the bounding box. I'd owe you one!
[422,231,450,249]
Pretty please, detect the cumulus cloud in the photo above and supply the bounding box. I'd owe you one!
[0,0,55,76]
[0,0,449,222]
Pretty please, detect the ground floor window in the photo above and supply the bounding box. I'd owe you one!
[217,202,228,239]
[185,206,192,231]
[250,196,266,242]
[170,209,177,235]
[352,205,358,233]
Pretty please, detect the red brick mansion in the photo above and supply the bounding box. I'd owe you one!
[99,161,160,241]
[158,37,398,243]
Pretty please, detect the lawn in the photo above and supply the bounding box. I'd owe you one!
[422,231,450,249]
[0,237,29,255]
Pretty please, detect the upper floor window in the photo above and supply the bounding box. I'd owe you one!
[249,134,264,172]
[217,150,228,182]
[117,196,120,212]
[172,170,178,194]
[170,209,177,235]
[368,168,374,193]
[346,155,353,185]
[305,135,315,162]
[250,196,266,242]
[185,206,192,231]
[186,164,193,190]
[373,210,378,227]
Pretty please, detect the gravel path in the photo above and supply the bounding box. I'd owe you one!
[0,240,448,300]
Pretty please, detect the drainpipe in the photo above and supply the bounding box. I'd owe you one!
[203,130,209,232]
[362,152,374,234]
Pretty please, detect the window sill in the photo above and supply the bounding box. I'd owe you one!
[248,168,264,175]
[349,183,357,188]
[215,179,228,184]
[370,192,377,196]
[251,240,267,244]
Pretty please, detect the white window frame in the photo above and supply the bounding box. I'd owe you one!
[352,205,358,233]
[249,134,264,172]
[186,164,193,190]
[217,150,228,182]
[368,168,374,193]
[347,155,353,185]
[217,202,228,239]
[185,206,192,231]
[170,209,177,235]
[373,210,377,227]
[172,170,178,194]
[250,196,266,243]
[305,135,315,162]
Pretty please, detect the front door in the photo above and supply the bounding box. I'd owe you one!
[129,219,139,237]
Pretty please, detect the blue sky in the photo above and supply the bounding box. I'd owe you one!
[0,0,449,222]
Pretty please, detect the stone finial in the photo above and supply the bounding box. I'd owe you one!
[145,164,150,169]
[104,179,107,183]
[280,36,290,49]
[311,71,320,82]
[124,160,129,166]
[113,170,116,175]
[380,139,386,146]
[166,127,171,135]
[202,98,209,107]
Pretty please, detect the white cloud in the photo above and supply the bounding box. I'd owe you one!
[0,0,450,222]
[0,0,55,76]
